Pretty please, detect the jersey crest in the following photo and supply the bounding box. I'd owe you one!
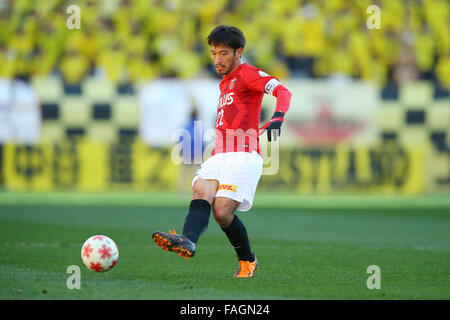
[229,77,237,89]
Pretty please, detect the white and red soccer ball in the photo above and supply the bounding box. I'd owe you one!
[81,235,119,272]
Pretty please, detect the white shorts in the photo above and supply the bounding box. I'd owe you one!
[192,151,263,212]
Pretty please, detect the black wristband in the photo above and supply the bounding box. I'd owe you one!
[273,111,284,118]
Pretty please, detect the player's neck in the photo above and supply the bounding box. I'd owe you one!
[224,60,242,77]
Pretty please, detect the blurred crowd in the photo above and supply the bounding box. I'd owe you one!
[0,0,448,88]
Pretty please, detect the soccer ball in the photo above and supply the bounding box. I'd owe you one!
[81,235,119,272]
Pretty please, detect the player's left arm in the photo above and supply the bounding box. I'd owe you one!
[259,80,292,142]
[242,67,292,141]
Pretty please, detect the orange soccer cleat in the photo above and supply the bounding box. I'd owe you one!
[152,229,196,259]
[233,256,258,278]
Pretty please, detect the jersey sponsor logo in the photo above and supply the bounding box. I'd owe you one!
[264,78,280,95]
[217,92,234,109]
[218,184,237,192]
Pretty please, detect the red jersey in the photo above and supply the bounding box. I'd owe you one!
[212,63,281,156]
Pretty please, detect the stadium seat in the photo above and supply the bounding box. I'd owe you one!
[86,122,117,143]
[399,127,428,146]
[60,97,90,126]
[430,132,448,152]
[112,97,139,127]
[378,103,403,130]
[381,83,399,100]
[31,76,63,102]
[40,121,64,143]
[41,103,60,120]
[429,102,450,130]
[405,109,426,125]
[82,77,115,102]
[399,81,433,107]
[433,84,450,99]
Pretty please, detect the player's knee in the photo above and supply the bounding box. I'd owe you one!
[192,180,217,204]
[212,204,225,220]
[213,202,233,226]
[192,190,214,204]
[192,187,213,204]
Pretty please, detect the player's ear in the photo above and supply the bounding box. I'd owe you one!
[236,47,243,59]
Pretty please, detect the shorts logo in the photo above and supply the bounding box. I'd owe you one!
[218,184,237,192]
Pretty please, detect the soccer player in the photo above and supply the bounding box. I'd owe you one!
[152,25,292,278]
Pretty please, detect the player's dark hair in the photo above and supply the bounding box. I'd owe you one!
[207,25,246,51]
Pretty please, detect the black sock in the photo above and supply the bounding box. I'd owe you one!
[182,199,211,243]
[221,215,254,262]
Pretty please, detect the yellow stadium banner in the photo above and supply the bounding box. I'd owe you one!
[2,138,424,195]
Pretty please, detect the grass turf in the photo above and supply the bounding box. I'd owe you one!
[0,192,449,299]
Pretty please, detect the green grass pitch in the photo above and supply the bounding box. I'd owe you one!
[0,192,449,299]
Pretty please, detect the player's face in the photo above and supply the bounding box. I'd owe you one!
[210,45,242,76]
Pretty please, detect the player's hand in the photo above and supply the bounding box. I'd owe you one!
[259,111,284,142]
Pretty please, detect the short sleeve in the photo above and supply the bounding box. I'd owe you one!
[240,66,281,95]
